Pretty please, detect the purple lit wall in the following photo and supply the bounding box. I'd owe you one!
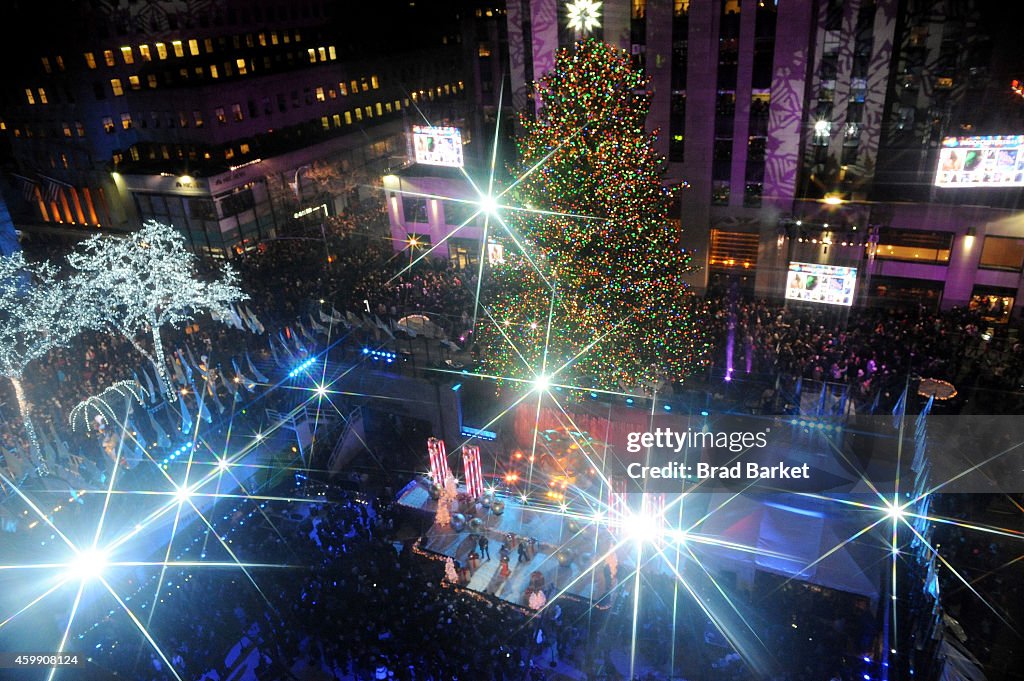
[763,3,814,210]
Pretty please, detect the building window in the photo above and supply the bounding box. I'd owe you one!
[121,113,133,129]
[240,143,250,154]
[204,38,214,53]
[193,110,204,127]
[41,56,52,73]
[139,44,152,62]
[875,228,953,264]
[979,236,1024,271]
[210,64,219,79]
[215,107,227,124]
[344,111,353,124]
[121,46,134,64]
[339,82,348,96]
[62,122,72,137]
[147,74,158,88]
[355,108,363,121]
[328,46,336,60]
[315,87,325,102]
[709,229,759,270]
[37,88,48,104]
[156,43,168,59]
[129,75,141,90]
[188,39,200,56]
[110,79,124,96]
[232,103,243,121]
[104,50,116,66]
[76,121,86,137]
[375,102,383,116]
[236,58,248,75]
[318,47,327,61]
[172,40,184,58]
[24,89,35,105]
[84,52,97,69]
[102,116,115,133]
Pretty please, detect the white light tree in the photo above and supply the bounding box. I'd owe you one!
[0,252,94,467]
[67,220,248,400]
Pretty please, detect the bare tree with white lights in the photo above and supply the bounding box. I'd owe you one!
[0,252,94,469]
[67,220,248,400]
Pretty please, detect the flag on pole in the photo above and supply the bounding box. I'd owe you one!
[428,437,450,485]
[891,385,908,429]
[462,445,484,498]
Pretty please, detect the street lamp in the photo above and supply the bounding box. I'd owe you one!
[290,164,330,263]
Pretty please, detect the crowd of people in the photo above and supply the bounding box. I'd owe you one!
[2,199,1023,681]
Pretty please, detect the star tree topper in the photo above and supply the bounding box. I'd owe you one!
[566,0,602,35]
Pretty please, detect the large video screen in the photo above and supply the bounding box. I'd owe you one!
[934,135,1024,187]
[785,262,857,307]
[412,125,464,168]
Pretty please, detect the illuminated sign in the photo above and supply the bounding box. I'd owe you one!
[412,125,464,168]
[486,242,504,266]
[934,136,1024,188]
[785,262,857,307]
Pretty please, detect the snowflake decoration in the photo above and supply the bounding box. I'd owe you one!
[566,0,602,35]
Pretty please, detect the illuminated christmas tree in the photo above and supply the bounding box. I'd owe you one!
[478,39,708,394]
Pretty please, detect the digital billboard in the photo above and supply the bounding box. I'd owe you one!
[934,135,1024,188]
[412,125,464,168]
[785,262,857,307]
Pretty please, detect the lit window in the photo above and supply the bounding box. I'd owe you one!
[24,89,35,105]
[121,46,134,64]
[37,88,47,104]
[195,66,204,77]
[120,113,133,129]
[104,50,115,66]
[236,58,247,75]
[339,82,348,96]
[110,79,124,96]
[351,80,358,93]
[193,110,204,127]
[41,57,52,73]
[102,117,114,133]
[240,143,250,154]
[129,75,141,90]
[361,79,369,92]
[318,47,327,61]
[283,32,290,44]
[371,75,379,89]
[294,30,301,42]
[148,74,158,88]
[155,43,168,59]
[365,105,373,118]
[215,107,226,124]
[328,46,336,60]
[179,112,189,127]
[321,116,330,130]
[385,102,392,113]
[271,31,279,45]
[332,114,341,127]
[139,44,151,61]
[84,52,97,69]
[76,122,86,137]
[445,84,451,95]
[355,108,362,121]
[328,88,336,99]
[232,103,243,121]
[315,87,325,102]
[395,99,401,110]
[63,122,72,137]
[225,147,235,160]
[189,39,199,56]
[344,111,352,124]
[210,64,219,79]
[375,102,383,116]
[55,55,64,71]
[172,40,184,58]
[308,48,316,63]
[204,38,213,53]
[258,33,267,47]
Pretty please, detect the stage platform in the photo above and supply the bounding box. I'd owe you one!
[396,477,888,610]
